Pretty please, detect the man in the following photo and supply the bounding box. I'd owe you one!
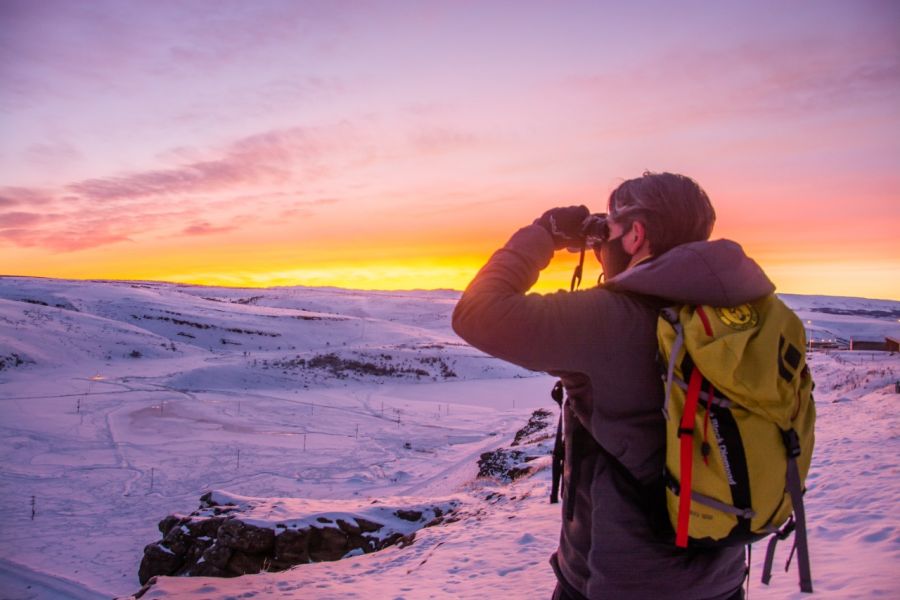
[452,172,774,599]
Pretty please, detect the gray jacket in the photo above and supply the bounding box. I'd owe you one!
[452,224,775,599]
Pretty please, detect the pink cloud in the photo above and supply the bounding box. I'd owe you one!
[182,221,235,236]
[0,187,55,207]
[0,124,361,253]
[0,212,45,228]
[67,159,272,201]
[65,125,341,203]
[0,226,132,252]
[729,47,900,116]
[564,37,900,127]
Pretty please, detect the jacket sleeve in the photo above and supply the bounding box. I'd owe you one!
[452,224,603,376]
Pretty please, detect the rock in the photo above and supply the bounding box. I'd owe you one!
[376,532,416,550]
[346,532,375,554]
[227,550,267,576]
[394,509,422,522]
[511,408,553,446]
[308,526,348,562]
[138,543,183,585]
[478,448,528,481]
[188,560,229,578]
[136,493,456,591]
[162,524,192,555]
[217,519,275,553]
[376,532,400,550]
[355,517,383,533]
[157,515,182,535]
[182,535,214,566]
[132,577,156,599]
[198,541,232,569]
[186,516,228,539]
[507,466,533,481]
[336,519,360,535]
[273,528,310,566]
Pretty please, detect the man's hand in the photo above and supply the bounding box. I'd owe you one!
[534,205,591,249]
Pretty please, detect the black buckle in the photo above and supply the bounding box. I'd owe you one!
[781,429,801,458]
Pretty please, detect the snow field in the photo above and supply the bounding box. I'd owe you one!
[0,277,898,599]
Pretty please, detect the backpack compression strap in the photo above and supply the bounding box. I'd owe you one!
[761,429,813,593]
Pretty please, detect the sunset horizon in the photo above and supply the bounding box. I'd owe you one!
[3,1,898,300]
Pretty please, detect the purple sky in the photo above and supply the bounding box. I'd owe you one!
[1,1,899,296]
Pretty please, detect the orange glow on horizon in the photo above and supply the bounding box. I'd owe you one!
[6,243,899,300]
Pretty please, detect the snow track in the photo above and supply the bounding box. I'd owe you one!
[0,558,107,600]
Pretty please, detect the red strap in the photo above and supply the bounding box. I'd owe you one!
[696,306,714,336]
[676,367,704,547]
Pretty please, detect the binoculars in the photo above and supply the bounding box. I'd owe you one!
[581,213,610,248]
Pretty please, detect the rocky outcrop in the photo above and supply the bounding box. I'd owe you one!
[478,408,555,482]
[138,491,456,585]
[136,408,552,595]
[511,408,554,446]
[477,448,535,481]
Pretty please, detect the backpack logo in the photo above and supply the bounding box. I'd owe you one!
[714,304,758,330]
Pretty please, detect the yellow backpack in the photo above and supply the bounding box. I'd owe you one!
[658,295,816,593]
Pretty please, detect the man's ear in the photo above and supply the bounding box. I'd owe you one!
[624,220,653,263]
[625,221,646,253]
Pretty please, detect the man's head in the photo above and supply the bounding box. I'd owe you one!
[597,171,716,279]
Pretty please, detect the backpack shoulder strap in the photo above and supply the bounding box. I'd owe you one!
[550,381,565,505]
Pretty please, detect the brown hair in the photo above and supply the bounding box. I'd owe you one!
[608,171,716,255]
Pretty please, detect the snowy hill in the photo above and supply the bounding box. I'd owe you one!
[780,293,900,346]
[0,277,897,599]
[0,277,530,382]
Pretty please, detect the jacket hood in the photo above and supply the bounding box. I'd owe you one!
[604,239,775,307]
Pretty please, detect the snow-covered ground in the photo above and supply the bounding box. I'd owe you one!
[0,276,897,599]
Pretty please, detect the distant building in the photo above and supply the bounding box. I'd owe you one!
[809,340,843,350]
[849,337,898,352]
[850,339,885,351]
[887,336,899,353]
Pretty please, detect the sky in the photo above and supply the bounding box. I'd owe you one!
[1,0,898,298]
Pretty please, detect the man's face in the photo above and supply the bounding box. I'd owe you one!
[605,216,628,241]
[593,216,631,266]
